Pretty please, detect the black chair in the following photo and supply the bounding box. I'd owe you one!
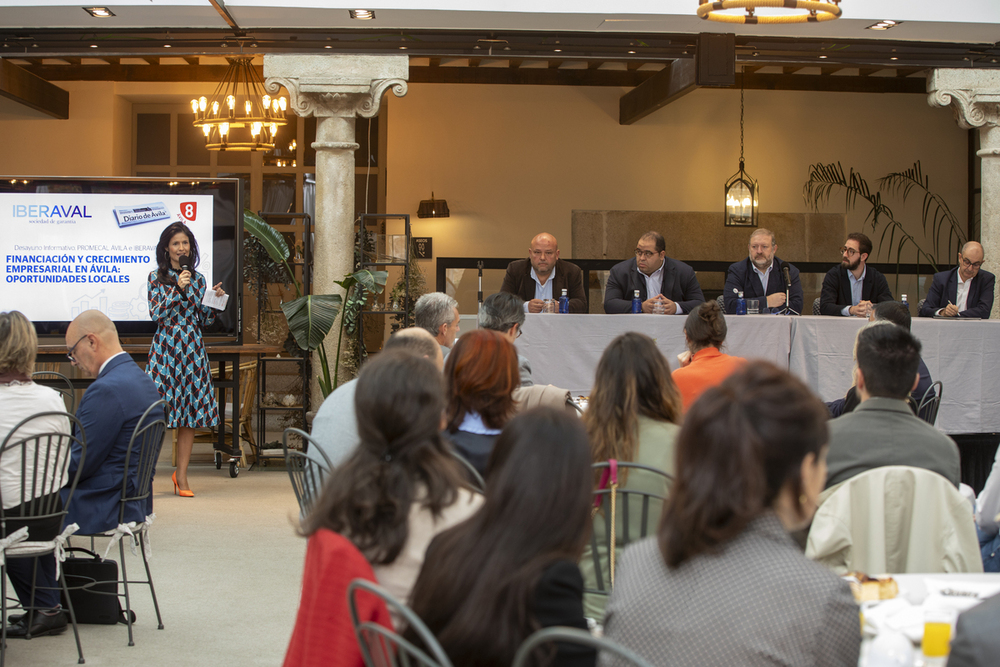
[30,371,76,413]
[715,294,725,310]
[587,462,672,599]
[812,297,822,315]
[72,399,167,646]
[451,450,485,493]
[513,627,655,667]
[0,411,86,666]
[918,380,943,426]
[347,578,453,667]
[282,428,332,518]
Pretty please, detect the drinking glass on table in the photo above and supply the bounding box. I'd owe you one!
[747,299,760,315]
[651,300,667,315]
[921,607,955,662]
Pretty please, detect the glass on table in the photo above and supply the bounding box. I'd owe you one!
[541,299,558,313]
[921,607,955,660]
[747,298,760,315]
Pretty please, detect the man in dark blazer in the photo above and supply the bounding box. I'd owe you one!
[723,228,803,314]
[604,231,704,314]
[62,310,164,535]
[919,241,995,319]
[819,232,894,316]
[500,232,587,313]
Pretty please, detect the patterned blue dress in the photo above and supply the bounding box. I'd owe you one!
[147,268,220,429]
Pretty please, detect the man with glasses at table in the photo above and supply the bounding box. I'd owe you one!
[919,241,995,319]
[819,232,894,317]
[604,231,705,315]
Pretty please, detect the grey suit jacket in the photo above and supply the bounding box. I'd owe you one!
[603,513,860,667]
[947,592,1000,667]
[825,397,960,489]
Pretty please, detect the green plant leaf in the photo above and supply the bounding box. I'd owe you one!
[243,209,290,266]
[281,293,343,351]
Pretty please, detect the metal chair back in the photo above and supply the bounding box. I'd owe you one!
[119,400,167,522]
[347,579,454,667]
[513,627,654,667]
[812,297,821,315]
[715,294,725,311]
[588,461,672,597]
[918,380,943,426]
[30,371,76,413]
[0,411,86,525]
[282,429,331,517]
[451,450,485,493]
[284,427,334,469]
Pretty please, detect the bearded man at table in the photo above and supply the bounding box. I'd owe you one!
[723,228,803,315]
[604,231,705,315]
[500,232,587,313]
[819,232,894,316]
[919,241,995,319]
[824,323,959,489]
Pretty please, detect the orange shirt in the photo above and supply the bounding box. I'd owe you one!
[672,347,746,412]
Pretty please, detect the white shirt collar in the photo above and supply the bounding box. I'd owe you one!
[98,351,128,376]
[457,411,501,436]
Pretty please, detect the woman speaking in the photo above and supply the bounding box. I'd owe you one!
[147,221,225,497]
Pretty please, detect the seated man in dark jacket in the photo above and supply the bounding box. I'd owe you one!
[723,228,803,314]
[819,232,893,316]
[500,232,587,313]
[62,310,164,535]
[604,231,704,315]
[919,241,995,319]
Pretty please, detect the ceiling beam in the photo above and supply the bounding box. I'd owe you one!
[619,58,697,126]
[409,65,651,87]
[183,56,200,66]
[0,60,69,119]
[741,72,924,93]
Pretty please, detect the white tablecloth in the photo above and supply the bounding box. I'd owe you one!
[517,313,1000,434]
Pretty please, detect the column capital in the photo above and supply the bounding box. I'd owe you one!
[263,54,408,119]
[927,69,1000,131]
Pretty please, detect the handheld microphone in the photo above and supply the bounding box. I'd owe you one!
[179,255,191,273]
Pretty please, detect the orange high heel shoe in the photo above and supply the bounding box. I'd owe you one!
[172,471,194,498]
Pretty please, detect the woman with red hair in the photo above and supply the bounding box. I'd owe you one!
[444,329,519,475]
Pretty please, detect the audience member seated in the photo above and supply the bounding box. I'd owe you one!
[671,300,745,411]
[723,228,803,315]
[414,292,461,361]
[825,323,960,489]
[579,332,682,620]
[479,291,533,386]
[0,311,71,638]
[63,310,163,533]
[946,592,1000,667]
[604,230,705,315]
[919,241,995,319]
[309,327,443,468]
[826,302,934,418]
[819,232,894,316]
[500,232,588,313]
[444,330,519,475]
[300,351,482,622]
[603,362,860,667]
[407,408,596,667]
[973,440,1000,572]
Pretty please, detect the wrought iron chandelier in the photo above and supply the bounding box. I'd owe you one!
[191,55,288,152]
[724,73,758,227]
[697,0,842,24]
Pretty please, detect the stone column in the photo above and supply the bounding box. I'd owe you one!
[265,55,408,406]
[927,69,1000,318]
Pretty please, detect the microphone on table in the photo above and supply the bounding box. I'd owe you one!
[782,262,792,287]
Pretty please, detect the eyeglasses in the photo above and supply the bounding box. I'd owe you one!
[635,249,658,259]
[960,257,984,270]
[839,246,860,257]
[66,334,89,362]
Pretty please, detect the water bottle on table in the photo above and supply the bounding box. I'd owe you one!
[559,288,570,314]
[631,290,642,314]
[735,290,747,316]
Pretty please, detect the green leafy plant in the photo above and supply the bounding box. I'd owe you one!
[803,161,967,292]
[243,210,387,398]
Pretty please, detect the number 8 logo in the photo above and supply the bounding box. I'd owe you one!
[180,202,197,221]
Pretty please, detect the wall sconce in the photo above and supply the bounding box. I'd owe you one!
[417,192,450,218]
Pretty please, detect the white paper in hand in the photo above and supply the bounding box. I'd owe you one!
[202,290,229,311]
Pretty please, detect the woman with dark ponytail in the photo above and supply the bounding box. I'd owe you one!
[671,299,745,411]
[300,350,482,622]
[603,363,860,666]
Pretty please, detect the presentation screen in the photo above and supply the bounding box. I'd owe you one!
[0,177,241,340]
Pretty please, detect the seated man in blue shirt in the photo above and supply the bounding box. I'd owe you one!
[819,232,893,316]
